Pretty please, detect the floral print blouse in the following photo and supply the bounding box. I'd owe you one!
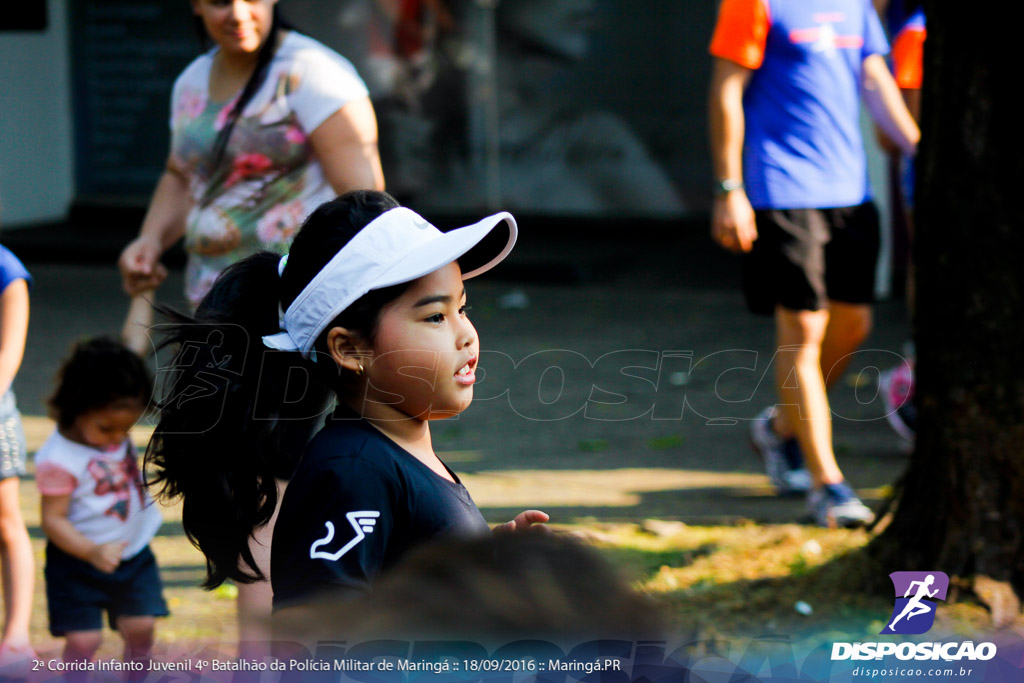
[169,32,369,306]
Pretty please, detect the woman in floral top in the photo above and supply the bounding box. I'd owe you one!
[119,0,385,309]
[116,0,384,653]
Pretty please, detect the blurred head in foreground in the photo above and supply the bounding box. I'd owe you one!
[275,532,665,645]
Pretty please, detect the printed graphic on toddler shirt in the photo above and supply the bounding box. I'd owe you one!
[882,571,949,635]
[87,449,146,522]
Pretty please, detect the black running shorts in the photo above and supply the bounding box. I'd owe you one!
[742,202,880,315]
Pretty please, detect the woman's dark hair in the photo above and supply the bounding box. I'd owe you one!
[193,3,291,172]
[145,190,406,588]
[48,337,153,429]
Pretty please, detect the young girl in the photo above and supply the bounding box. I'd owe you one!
[0,241,34,664]
[36,338,167,664]
[118,0,385,639]
[146,189,547,613]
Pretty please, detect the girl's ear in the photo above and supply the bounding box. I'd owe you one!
[326,326,370,374]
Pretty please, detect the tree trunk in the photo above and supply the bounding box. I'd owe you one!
[870,1,1024,616]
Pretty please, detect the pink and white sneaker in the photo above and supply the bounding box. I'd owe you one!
[879,362,916,447]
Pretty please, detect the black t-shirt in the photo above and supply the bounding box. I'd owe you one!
[271,412,490,608]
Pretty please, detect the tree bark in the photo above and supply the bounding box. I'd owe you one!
[870,1,1024,610]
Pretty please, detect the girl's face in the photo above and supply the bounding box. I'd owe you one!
[70,399,146,452]
[192,0,277,55]
[361,262,479,421]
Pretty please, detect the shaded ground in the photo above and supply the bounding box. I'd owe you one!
[16,258,913,528]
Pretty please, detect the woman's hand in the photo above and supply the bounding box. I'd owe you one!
[118,235,168,296]
[119,164,191,296]
[493,509,551,533]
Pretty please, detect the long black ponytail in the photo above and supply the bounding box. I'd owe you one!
[145,190,405,588]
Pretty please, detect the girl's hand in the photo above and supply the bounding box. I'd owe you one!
[493,509,551,534]
[89,541,127,574]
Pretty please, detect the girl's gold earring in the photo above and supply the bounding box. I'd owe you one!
[356,364,364,376]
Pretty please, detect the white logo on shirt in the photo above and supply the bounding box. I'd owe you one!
[309,510,381,561]
[811,23,838,57]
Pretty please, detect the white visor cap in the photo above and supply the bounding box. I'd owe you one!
[262,207,517,357]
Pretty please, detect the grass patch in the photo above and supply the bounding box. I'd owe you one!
[602,544,717,583]
[578,523,890,640]
[574,522,1000,652]
[646,434,686,450]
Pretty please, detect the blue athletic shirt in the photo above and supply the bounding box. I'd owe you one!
[710,0,890,210]
[0,245,32,292]
[271,408,490,608]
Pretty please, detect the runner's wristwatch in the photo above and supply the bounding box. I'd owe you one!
[714,179,745,196]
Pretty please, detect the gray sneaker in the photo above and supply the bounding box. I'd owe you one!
[807,482,874,528]
[750,407,812,495]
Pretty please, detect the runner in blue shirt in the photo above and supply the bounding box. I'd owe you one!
[708,0,919,526]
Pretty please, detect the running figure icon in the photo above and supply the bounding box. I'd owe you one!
[888,574,938,631]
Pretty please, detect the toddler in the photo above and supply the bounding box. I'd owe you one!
[37,337,166,664]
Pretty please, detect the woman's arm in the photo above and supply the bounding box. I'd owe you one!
[308,96,386,194]
[118,160,192,296]
[41,494,126,573]
[0,279,29,396]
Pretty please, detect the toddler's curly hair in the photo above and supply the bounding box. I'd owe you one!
[48,336,152,429]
